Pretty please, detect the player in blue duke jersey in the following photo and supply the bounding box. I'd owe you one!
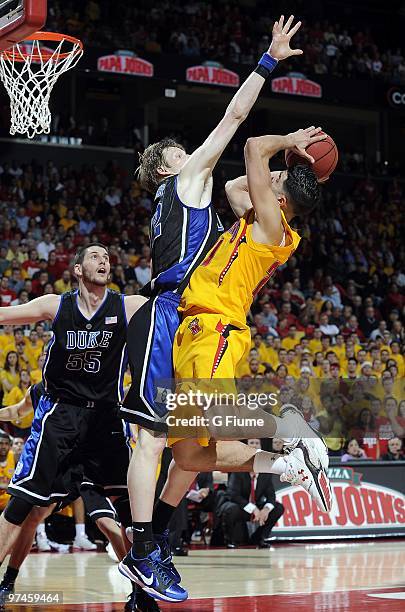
[119,14,304,603]
[0,243,161,611]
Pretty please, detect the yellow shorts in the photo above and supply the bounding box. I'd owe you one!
[168,313,251,447]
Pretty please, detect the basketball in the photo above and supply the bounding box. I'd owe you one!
[285,132,338,182]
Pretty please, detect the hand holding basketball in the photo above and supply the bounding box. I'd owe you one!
[285,129,339,182]
[269,15,303,61]
[286,126,327,163]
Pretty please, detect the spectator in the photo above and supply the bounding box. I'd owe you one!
[341,438,368,462]
[134,256,151,287]
[381,437,404,461]
[221,439,284,548]
[37,233,55,261]
[54,270,72,294]
[0,432,14,512]
[1,351,20,396]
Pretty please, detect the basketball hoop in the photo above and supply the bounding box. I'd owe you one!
[0,32,83,139]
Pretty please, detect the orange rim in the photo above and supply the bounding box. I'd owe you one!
[1,31,83,62]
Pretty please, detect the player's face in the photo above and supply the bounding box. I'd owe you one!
[161,147,189,175]
[80,248,110,286]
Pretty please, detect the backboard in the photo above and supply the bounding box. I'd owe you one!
[0,0,47,51]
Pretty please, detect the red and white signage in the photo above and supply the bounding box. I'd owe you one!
[97,51,153,77]
[186,62,239,88]
[274,466,405,535]
[272,74,322,98]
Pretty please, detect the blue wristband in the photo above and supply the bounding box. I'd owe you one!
[259,53,278,71]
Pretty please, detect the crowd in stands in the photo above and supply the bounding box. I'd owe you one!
[0,153,403,548]
[45,0,405,84]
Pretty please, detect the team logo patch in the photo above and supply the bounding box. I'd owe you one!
[105,316,117,324]
[188,317,202,336]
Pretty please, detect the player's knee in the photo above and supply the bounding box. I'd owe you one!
[137,429,166,457]
[172,445,198,472]
[4,496,34,525]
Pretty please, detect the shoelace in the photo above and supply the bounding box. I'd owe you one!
[155,532,172,565]
[150,557,172,586]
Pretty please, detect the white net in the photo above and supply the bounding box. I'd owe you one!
[0,36,83,139]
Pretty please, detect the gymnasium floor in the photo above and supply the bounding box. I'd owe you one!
[3,540,404,611]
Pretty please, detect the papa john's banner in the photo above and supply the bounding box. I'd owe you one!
[97,50,154,77]
[186,61,240,88]
[271,71,322,98]
[273,461,405,539]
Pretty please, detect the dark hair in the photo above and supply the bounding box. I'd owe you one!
[0,431,11,442]
[284,165,321,217]
[73,243,109,267]
[356,407,375,430]
[138,138,185,193]
[343,437,361,453]
[4,351,19,373]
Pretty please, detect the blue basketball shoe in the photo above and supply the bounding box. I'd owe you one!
[125,527,182,584]
[118,545,188,603]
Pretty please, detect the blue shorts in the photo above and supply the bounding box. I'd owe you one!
[119,291,180,433]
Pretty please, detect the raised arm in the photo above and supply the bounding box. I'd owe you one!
[225,176,253,219]
[0,294,60,326]
[177,15,303,206]
[244,127,325,244]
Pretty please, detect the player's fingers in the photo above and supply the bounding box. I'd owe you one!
[311,133,328,143]
[278,14,285,30]
[304,126,316,133]
[273,21,278,33]
[298,148,315,163]
[288,20,302,37]
[308,126,323,136]
[283,14,294,33]
[291,48,304,55]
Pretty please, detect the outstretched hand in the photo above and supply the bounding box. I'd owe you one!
[286,126,327,163]
[269,15,303,61]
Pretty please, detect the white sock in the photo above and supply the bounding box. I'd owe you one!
[36,523,46,537]
[253,450,286,475]
[75,523,86,538]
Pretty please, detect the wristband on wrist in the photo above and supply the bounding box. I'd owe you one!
[254,52,278,79]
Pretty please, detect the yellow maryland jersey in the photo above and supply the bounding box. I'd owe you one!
[180,210,300,325]
[0,450,15,509]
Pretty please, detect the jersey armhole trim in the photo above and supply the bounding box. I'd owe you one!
[52,294,64,324]
[121,294,128,328]
[174,175,212,211]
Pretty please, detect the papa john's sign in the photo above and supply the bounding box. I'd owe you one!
[186,61,240,88]
[273,463,405,539]
[97,50,153,77]
[271,72,322,98]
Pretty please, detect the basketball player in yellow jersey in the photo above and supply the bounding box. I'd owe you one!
[175,127,323,390]
[155,128,333,523]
